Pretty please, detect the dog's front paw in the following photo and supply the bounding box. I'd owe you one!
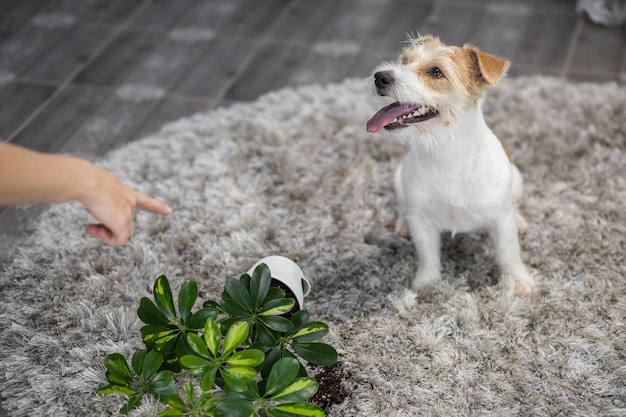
[395,218,411,237]
[513,274,536,295]
[515,213,529,235]
[411,270,441,298]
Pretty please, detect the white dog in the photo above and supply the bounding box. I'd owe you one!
[367,35,535,297]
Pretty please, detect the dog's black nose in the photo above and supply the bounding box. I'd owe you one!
[374,71,394,89]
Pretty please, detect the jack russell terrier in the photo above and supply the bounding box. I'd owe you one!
[367,35,536,297]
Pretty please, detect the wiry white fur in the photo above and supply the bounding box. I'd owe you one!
[371,40,536,297]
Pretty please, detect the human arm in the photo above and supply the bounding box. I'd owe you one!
[0,142,172,245]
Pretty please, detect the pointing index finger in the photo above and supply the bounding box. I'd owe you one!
[134,191,172,216]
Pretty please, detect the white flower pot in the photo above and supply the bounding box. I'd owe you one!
[247,256,311,310]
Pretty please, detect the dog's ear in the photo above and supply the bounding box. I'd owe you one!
[464,45,509,86]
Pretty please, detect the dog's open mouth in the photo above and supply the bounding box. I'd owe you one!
[366,102,438,133]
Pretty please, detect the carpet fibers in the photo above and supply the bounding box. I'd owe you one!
[0,77,625,416]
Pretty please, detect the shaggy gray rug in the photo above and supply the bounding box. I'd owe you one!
[0,76,625,416]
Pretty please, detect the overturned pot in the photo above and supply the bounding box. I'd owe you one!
[247,255,311,310]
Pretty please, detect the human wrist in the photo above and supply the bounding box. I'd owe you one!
[62,156,103,205]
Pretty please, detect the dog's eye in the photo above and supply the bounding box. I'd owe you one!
[428,67,444,78]
[400,56,409,65]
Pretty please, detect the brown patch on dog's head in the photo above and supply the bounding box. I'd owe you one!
[399,36,509,103]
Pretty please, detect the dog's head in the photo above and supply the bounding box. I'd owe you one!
[366,35,509,134]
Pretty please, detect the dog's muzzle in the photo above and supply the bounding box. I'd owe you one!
[374,71,394,96]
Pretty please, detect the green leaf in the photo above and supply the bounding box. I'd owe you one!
[187,307,219,330]
[154,275,177,320]
[260,298,295,316]
[271,378,319,404]
[265,357,300,396]
[175,332,196,360]
[227,384,258,401]
[215,398,255,417]
[180,355,211,375]
[271,402,325,417]
[200,368,218,391]
[137,297,171,326]
[257,323,279,347]
[292,343,337,366]
[223,321,249,355]
[183,380,195,404]
[147,369,173,389]
[120,393,143,415]
[262,315,294,333]
[140,324,174,345]
[225,349,265,367]
[165,393,186,409]
[105,371,132,387]
[141,350,164,381]
[220,317,250,336]
[198,392,220,409]
[239,273,252,291]
[263,287,286,304]
[220,298,249,317]
[288,310,311,334]
[140,325,178,353]
[250,263,271,308]
[221,366,258,383]
[221,367,257,392]
[291,322,329,342]
[131,349,146,376]
[203,318,221,357]
[202,299,224,312]
[187,333,211,359]
[96,384,136,396]
[104,353,133,386]
[177,280,198,322]
[148,372,183,407]
[225,277,253,311]
[260,347,283,377]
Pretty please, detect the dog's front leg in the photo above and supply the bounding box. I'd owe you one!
[406,216,442,297]
[393,164,411,237]
[490,212,536,295]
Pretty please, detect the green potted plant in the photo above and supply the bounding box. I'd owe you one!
[98,262,339,417]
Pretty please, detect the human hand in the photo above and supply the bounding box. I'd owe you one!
[0,143,171,245]
[80,167,172,246]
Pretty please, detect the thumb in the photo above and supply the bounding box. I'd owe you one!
[85,224,126,246]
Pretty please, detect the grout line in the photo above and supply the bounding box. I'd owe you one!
[619,33,626,83]
[8,77,61,88]
[560,17,584,79]
[154,91,217,104]
[565,67,624,82]
[6,0,155,144]
[213,0,300,102]
[16,77,116,93]
[512,63,619,82]
[436,0,576,16]
[509,63,562,77]
[125,95,216,145]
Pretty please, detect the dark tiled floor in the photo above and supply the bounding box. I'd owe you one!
[0,0,624,415]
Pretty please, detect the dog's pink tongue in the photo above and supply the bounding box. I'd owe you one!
[367,102,415,133]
